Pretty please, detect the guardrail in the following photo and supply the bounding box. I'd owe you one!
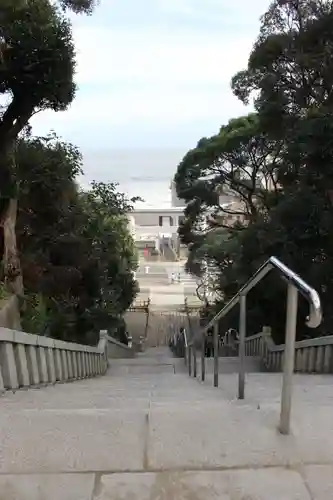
[0,328,132,394]
[180,256,322,435]
[245,327,333,374]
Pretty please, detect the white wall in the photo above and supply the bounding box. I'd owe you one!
[135,225,174,237]
[132,211,184,228]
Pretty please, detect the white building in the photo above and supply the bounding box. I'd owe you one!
[128,180,247,260]
[128,181,187,260]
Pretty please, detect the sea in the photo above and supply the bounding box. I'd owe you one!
[80,148,186,208]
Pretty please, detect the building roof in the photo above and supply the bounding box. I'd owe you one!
[132,207,185,214]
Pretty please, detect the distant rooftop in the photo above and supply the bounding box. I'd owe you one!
[133,206,185,213]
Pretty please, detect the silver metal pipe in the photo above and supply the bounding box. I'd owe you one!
[201,333,205,381]
[238,294,246,400]
[213,322,219,387]
[280,283,298,435]
[185,255,322,433]
[269,257,321,328]
[188,345,192,376]
[193,345,197,378]
[197,256,321,335]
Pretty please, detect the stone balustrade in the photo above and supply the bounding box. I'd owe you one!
[0,328,109,393]
[245,327,333,374]
[0,295,21,330]
[106,335,135,358]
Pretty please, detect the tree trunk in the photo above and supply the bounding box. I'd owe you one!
[0,141,23,296]
[2,198,23,295]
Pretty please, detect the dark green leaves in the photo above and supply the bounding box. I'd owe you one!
[178,0,333,340]
[17,136,137,344]
[0,0,75,113]
[59,0,98,14]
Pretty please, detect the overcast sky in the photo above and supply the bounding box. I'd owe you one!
[30,0,271,185]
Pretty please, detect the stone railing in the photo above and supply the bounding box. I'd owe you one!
[106,335,135,358]
[0,328,110,393]
[245,327,333,374]
[0,295,21,331]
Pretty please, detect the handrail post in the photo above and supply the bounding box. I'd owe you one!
[188,345,192,376]
[183,328,187,366]
[193,342,197,378]
[213,322,219,387]
[201,333,205,381]
[238,294,246,399]
[280,283,298,435]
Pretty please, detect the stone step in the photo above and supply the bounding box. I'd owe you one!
[197,355,262,373]
[1,347,333,498]
[1,381,333,476]
[0,466,329,499]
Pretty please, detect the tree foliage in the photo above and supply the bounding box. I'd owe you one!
[0,0,97,295]
[0,0,140,343]
[175,0,333,342]
[16,134,138,344]
[60,0,98,14]
[174,113,282,277]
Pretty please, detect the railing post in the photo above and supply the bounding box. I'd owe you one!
[201,333,205,381]
[213,322,219,387]
[193,343,197,378]
[188,345,192,376]
[238,294,246,399]
[280,283,298,435]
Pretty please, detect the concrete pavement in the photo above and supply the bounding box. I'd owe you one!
[135,260,201,308]
[0,348,333,498]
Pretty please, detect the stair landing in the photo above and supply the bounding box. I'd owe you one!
[0,348,333,499]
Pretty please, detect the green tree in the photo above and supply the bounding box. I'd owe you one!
[231,0,333,140]
[230,0,333,218]
[60,0,98,13]
[216,0,333,340]
[177,1,333,340]
[175,114,281,219]
[16,135,138,344]
[79,182,139,334]
[0,0,97,295]
[174,113,281,276]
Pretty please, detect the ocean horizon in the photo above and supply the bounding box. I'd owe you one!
[80,148,186,208]
[119,179,173,208]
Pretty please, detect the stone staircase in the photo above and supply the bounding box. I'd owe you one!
[1,345,333,498]
[202,355,261,373]
[161,241,178,262]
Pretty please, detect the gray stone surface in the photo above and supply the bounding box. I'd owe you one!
[197,355,261,373]
[112,363,175,375]
[148,401,333,470]
[0,469,328,500]
[302,465,333,500]
[0,407,146,473]
[94,469,311,500]
[1,347,333,498]
[0,474,95,500]
[135,259,199,312]
[202,371,333,406]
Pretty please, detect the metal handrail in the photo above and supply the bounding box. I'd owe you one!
[199,256,321,336]
[183,255,322,436]
[183,328,188,348]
